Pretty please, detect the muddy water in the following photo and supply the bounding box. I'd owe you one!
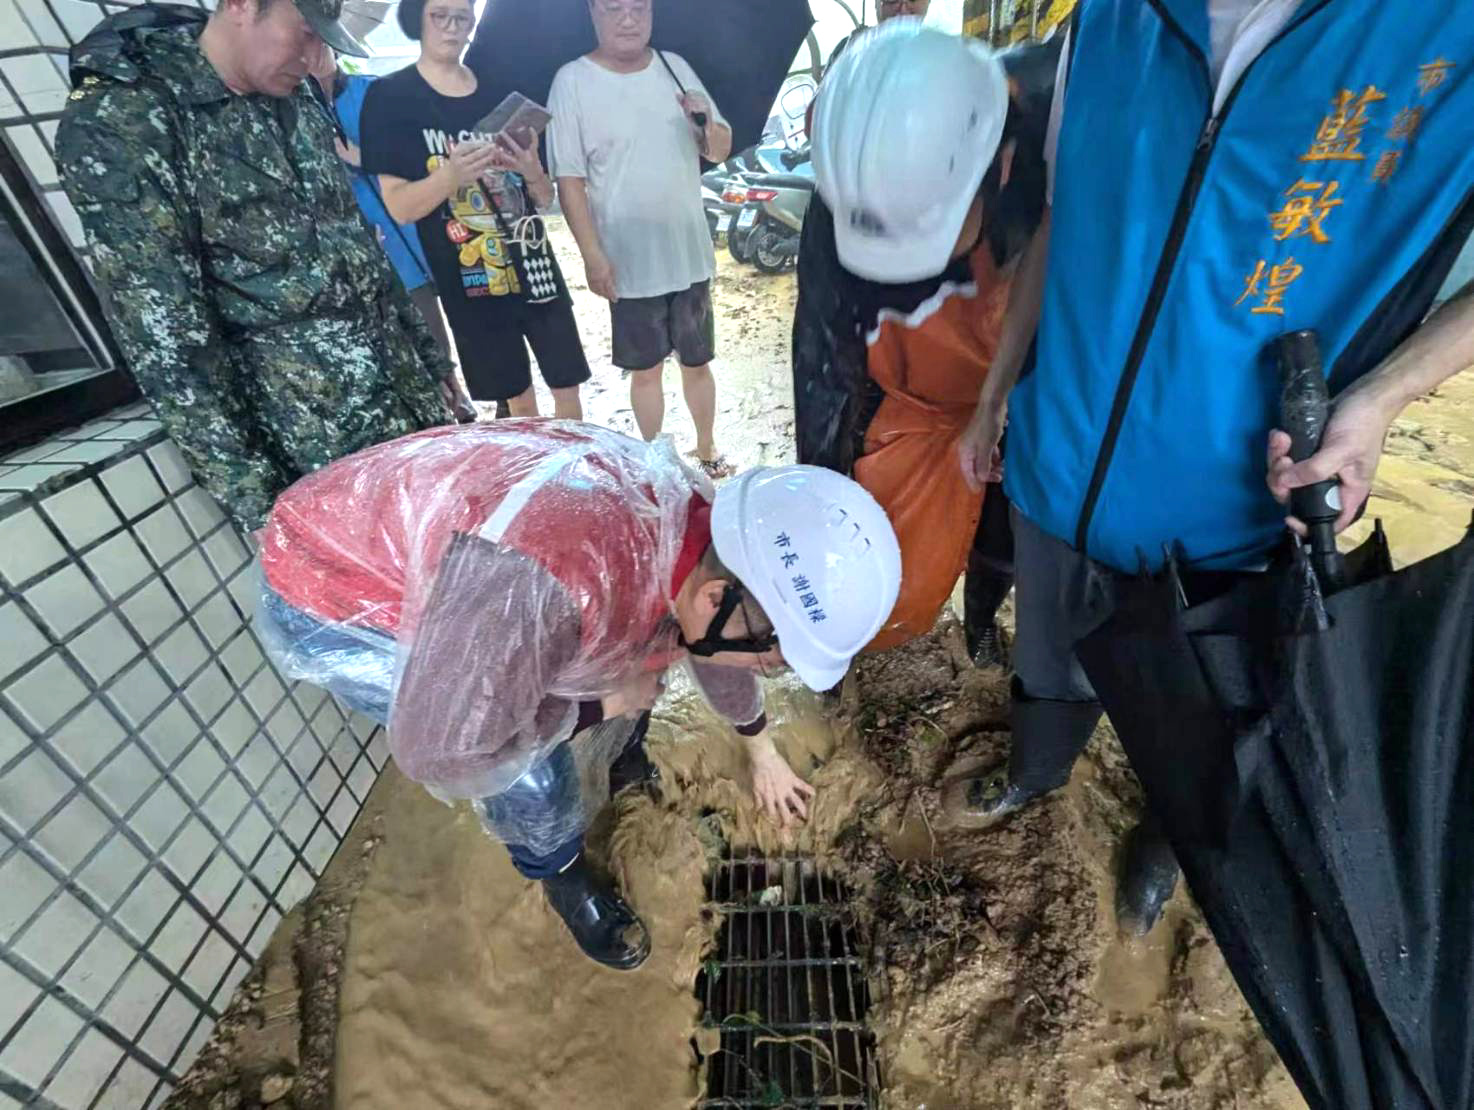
[322,223,1471,1110]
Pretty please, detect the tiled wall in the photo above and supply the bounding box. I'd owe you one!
[0,410,389,1109]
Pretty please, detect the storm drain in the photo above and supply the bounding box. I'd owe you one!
[696,856,879,1108]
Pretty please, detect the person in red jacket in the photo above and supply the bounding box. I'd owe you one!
[256,420,900,969]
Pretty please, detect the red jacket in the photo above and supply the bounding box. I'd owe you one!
[259,422,761,797]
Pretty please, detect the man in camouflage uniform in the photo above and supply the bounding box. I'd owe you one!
[57,0,455,534]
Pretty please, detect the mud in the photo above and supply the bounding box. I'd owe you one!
[169,221,1473,1109]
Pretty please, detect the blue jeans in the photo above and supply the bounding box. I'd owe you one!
[259,588,585,877]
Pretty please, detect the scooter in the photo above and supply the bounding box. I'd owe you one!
[732,158,814,274]
[702,164,751,246]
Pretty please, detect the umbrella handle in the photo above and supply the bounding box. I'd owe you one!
[1275,329,1346,591]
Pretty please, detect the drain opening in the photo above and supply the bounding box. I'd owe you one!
[696,856,879,1108]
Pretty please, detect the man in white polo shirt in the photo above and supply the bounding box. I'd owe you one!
[549,0,736,477]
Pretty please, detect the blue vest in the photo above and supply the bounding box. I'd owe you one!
[1006,0,1474,572]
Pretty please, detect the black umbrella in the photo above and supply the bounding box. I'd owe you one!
[464,0,815,159]
[1075,334,1474,1108]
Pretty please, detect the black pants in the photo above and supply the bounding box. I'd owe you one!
[964,481,1016,647]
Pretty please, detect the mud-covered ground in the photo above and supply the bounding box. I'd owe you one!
[168,221,1474,1109]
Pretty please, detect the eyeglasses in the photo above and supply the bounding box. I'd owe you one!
[427,9,474,31]
[592,0,650,20]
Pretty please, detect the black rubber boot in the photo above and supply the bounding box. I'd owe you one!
[608,742,660,800]
[941,763,1046,828]
[607,713,657,800]
[963,557,1013,670]
[542,856,651,971]
[1115,819,1179,938]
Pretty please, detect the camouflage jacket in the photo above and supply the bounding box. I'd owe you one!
[57,5,452,533]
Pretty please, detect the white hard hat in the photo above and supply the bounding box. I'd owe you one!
[711,466,902,691]
[813,19,1009,283]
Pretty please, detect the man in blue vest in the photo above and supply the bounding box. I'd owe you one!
[945,0,1474,935]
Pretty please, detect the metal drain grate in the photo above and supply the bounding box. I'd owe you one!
[697,856,878,1108]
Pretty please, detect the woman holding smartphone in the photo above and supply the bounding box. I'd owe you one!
[362,0,591,418]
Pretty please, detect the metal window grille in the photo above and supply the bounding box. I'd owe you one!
[698,856,879,1109]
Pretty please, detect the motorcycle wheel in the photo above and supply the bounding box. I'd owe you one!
[752,230,791,275]
[729,225,756,264]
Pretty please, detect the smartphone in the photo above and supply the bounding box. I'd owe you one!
[475,92,552,150]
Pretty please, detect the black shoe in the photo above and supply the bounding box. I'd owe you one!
[542,856,651,970]
[967,621,1010,670]
[1115,821,1179,938]
[941,765,1046,829]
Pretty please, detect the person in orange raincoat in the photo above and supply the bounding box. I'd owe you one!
[792,22,1055,660]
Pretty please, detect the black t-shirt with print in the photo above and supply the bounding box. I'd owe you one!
[360,65,567,329]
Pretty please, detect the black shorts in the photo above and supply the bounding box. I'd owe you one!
[610,281,716,371]
[452,297,592,402]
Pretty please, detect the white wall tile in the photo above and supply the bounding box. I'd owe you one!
[281,795,317,849]
[75,832,147,913]
[97,1059,161,1110]
[173,741,225,804]
[114,871,178,948]
[25,563,106,638]
[219,882,265,944]
[137,702,198,769]
[42,439,131,467]
[127,782,188,852]
[278,862,315,906]
[246,906,282,957]
[106,658,171,728]
[41,1026,124,1110]
[264,701,306,753]
[0,746,72,831]
[144,443,192,496]
[100,959,170,1040]
[227,807,271,866]
[162,550,216,614]
[242,669,287,720]
[201,773,249,835]
[62,926,135,1010]
[192,854,242,919]
[193,594,243,650]
[0,953,42,1036]
[251,836,294,898]
[348,760,377,804]
[98,456,165,523]
[201,528,250,580]
[160,817,213,884]
[328,789,360,836]
[175,1015,210,1075]
[173,487,226,541]
[219,635,265,688]
[0,849,55,940]
[66,613,141,684]
[138,991,199,1067]
[12,889,99,979]
[182,929,235,1004]
[207,700,258,760]
[119,580,186,646]
[210,957,251,1008]
[152,623,209,687]
[0,507,65,587]
[235,736,278,790]
[83,532,153,602]
[181,665,232,725]
[51,703,127,778]
[0,995,84,1089]
[6,654,89,733]
[0,601,49,677]
[303,822,337,873]
[133,506,191,568]
[90,743,160,820]
[149,901,209,973]
[33,792,111,872]
[41,480,122,551]
[0,709,26,768]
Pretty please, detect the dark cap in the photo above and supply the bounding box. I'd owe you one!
[293,0,371,57]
